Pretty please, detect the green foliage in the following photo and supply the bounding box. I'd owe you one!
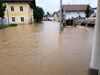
[29,0,36,9]
[0,25,8,29]
[9,23,17,26]
[0,0,6,18]
[85,5,93,18]
[0,23,17,29]
[33,6,44,22]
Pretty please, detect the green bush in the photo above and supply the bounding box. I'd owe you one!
[0,25,8,29]
[0,23,17,30]
[8,23,17,26]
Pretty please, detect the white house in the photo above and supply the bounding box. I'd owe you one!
[52,11,59,21]
[62,5,92,20]
[93,7,97,13]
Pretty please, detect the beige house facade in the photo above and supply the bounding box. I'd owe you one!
[3,0,34,24]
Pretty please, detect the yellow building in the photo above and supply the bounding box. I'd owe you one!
[3,0,34,24]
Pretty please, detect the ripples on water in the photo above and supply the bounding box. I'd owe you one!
[0,21,94,75]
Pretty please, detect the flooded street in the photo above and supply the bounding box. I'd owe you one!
[0,21,94,75]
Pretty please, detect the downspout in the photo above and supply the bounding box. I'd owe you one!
[6,3,9,24]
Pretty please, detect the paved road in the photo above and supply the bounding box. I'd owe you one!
[0,21,94,75]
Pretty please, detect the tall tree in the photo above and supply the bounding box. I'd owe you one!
[47,12,51,16]
[0,0,6,25]
[29,0,36,9]
[85,5,93,18]
[33,6,44,22]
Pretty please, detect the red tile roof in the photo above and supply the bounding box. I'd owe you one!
[63,5,89,12]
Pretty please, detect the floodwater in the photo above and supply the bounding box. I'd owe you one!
[0,21,94,75]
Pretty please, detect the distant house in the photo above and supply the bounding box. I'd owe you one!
[93,7,97,13]
[62,4,92,20]
[87,8,97,21]
[3,0,35,24]
[43,12,53,21]
[52,11,59,21]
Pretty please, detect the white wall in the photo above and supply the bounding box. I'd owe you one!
[64,12,86,19]
[90,0,100,72]
[94,9,97,13]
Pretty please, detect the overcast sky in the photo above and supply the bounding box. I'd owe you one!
[36,0,97,14]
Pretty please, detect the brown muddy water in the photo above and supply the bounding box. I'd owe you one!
[0,21,94,75]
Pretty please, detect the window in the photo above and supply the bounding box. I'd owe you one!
[21,17,24,22]
[11,6,14,11]
[20,6,23,11]
[12,17,15,22]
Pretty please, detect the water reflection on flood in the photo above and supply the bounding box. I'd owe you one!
[0,21,94,75]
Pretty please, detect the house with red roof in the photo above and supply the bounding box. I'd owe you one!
[62,4,92,20]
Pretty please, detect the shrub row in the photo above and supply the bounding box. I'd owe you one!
[0,23,17,29]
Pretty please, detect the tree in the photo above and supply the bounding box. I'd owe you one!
[0,0,6,25]
[33,6,44,22]
[85,5,93,18]
[29,0,36,9]
[47,12,51,16]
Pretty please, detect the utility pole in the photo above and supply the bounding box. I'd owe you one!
[90,0,100,72]
[60,0,63,29]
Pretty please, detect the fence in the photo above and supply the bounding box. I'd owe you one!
[0,18,7,25]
